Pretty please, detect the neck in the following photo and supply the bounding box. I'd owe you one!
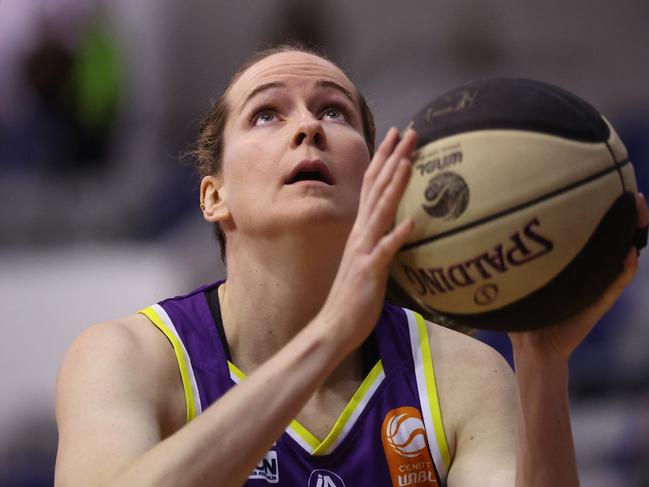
[219,226,351,373]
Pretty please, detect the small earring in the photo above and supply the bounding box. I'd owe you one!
[200,202,206,211]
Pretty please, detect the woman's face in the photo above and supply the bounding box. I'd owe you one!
[213,51,371,241]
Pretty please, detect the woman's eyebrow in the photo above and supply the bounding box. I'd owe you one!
[239,79,357,115]
[239,81,287,114]
[315,80,356,105]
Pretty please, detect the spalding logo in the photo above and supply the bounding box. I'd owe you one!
[384,411,428,458]
[422,171,469,220]
[474,283,499,306]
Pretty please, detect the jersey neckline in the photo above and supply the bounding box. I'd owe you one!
[204,281,387,457]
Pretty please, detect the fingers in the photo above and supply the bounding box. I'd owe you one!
[374,217,415,268]
[360,127,401,203]
[364,157,413,244]
[360,128,417,219]
[367,127,401,178]
[348,127,417,266]
[586,248,638,320]
[637,192,648,227]
[632,192,648,255]
[608,248,638,300]
[368,129,417,206]
[570,196,644,327]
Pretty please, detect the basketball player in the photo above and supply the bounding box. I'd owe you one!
[55,45,648,486]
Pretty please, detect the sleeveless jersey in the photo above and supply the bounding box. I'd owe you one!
[139,282,451,487]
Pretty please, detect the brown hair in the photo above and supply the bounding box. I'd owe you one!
[192,42,376,261]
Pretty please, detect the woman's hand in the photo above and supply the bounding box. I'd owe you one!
[319,127,417,353]
[509,192,648,363]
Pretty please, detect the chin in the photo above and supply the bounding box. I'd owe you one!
[278,202,355,232]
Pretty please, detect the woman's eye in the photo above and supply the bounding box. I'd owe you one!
[322,107,346,122]
[252,110,277,126]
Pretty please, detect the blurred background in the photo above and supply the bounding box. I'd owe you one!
[1,0,648,485]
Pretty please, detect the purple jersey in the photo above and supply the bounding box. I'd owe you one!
[139,282,451,486]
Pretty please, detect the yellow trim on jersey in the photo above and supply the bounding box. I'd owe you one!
[227,359,385,456]
[139,306,198,422]
[228,361,320,451]
[227,361,245,382]
[312,360,384,455]
[288,419,321,451]
[415,312,451,471]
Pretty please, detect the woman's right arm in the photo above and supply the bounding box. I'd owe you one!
[55,128,418,487]
[55,310,354,487]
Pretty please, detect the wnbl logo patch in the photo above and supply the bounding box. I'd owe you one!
[382,407,439,486]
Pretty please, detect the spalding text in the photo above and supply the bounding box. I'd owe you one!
[402,218,554,296]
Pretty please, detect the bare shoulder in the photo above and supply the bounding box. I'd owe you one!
[59,314,177,392]
[57,313,184,430]
[426,323,514,381]
[61,313,174,364]
[61,314,151,367]
[425,322,517,458]
[55,314,184,485]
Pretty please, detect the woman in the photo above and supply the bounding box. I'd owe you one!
[55,44,648,486]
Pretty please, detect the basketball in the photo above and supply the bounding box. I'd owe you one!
[391,78,640,331]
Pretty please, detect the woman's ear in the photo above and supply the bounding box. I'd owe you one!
[200,175,230,223]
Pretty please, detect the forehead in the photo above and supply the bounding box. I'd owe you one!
[227,51,358,106]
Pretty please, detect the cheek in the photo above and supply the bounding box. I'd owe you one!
[221,139,273,189]
[219,149,266,221]
[343,136,372,185]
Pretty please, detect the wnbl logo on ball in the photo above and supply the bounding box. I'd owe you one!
[422,171,469,221]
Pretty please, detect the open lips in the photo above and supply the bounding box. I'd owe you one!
[285,160,334,185]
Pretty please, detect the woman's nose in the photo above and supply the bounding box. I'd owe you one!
[291,118,326,149]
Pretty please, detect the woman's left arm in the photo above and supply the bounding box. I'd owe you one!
[446,193,647,487]
[510,192,647,487]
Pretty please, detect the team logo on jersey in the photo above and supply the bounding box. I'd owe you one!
[382,407,439,486]
[249,450,279,483]
[384,409,428,457]
[307,469,345,487]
